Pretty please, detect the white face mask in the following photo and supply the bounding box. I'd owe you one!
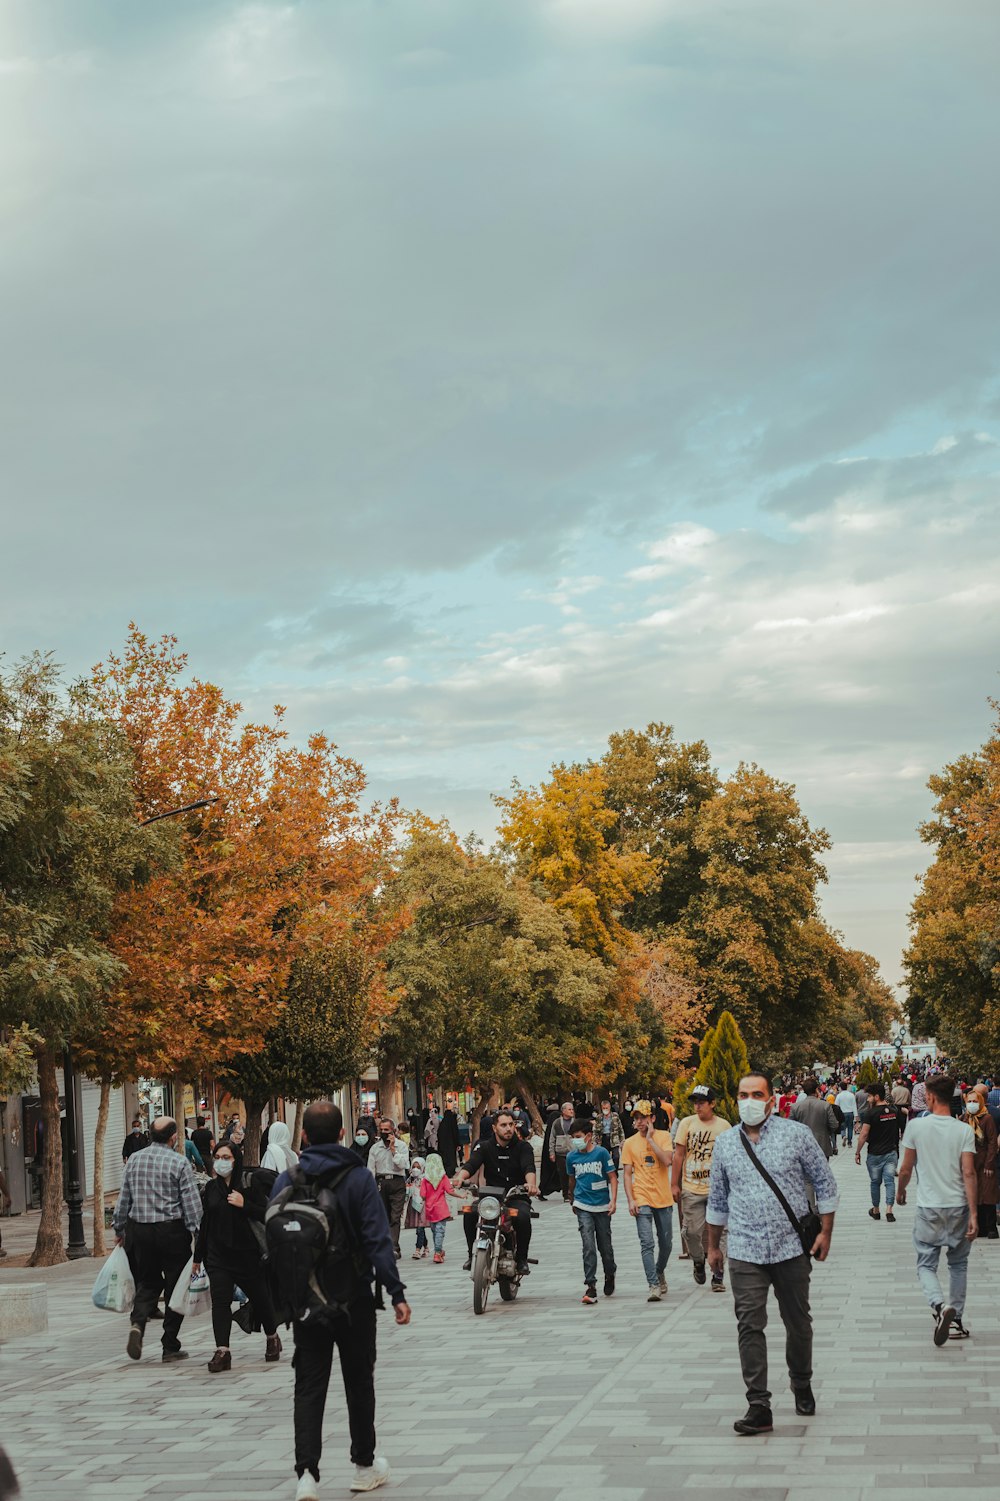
[966,1101,982,1115]
[214,1158,235,1177]
[738,1099,769,1127]
[571,1136,587,1152]
[355,1132,369,1145]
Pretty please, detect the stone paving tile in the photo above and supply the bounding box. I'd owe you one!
[3,1151,1000,1499]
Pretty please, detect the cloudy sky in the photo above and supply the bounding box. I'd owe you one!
[3,0,999,995]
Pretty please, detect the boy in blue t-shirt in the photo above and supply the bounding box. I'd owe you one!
[567,1117,618,1305]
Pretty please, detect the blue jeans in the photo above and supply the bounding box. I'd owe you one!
[840,1116,855,1145]
[635,1204,673,1286]
[415,1226,427,1250]
[576,1209,616,1288]
[913,1206,972,1317]
[867,1151,897,1207]
[431,1221,446,1253]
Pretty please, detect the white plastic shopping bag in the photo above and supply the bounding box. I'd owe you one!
[92,1245,136,1313]
[168,1257,212,1318]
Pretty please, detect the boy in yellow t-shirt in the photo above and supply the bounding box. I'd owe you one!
[671,1085,731,1291]
[620,1101,674,1302]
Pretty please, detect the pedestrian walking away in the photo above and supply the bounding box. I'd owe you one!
[193,1141,282,1372]
[269,1101,411,1500]
[549,1102,577,1203]
[671,1086,731,1292]
[366,1119,409,1260]
[790,1077,840,1161]
[620,1099,675,1301]
[112,1115,203,1364]
[706,1073,839,1436]
[567,1117,618,1305]
[262,1120,300,1175]
[854,1081,904,1221]
[835,1083,858,1147]
[895,1074,978,1344]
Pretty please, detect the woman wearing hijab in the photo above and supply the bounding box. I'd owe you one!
[963,1085,999,1238]
[260,1119,298,1175]
[539,1105,560,1200]
[419,1152,454,1262]
[193,1141,282,1372]
[437,1105,460,1176]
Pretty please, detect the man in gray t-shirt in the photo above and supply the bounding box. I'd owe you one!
[896,1074,977,1344]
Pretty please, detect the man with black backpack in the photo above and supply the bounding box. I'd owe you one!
[268,1101,411,1500]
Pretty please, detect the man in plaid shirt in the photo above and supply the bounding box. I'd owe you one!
[113,1116,203,1363]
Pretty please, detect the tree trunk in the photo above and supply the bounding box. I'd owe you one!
[241,1098,266,1166]
[291,1098,305,1152]
[514,1076,544,1134]
[91,1074,111,1257]
[378,1059,403,1125]
[29,1047,67,1267]
[469,1082,499,1146]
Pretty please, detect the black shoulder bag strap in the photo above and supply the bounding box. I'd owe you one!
[738,1129,819,1257]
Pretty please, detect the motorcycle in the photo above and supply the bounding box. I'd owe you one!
[462,1184,538,1315]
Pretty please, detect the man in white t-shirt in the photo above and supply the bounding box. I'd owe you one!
[895,1073,978,1344]
[835,1084,858,1147]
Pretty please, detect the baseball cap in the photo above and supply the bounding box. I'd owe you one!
[691,1085,716,1103]
[632,1099,654,1116]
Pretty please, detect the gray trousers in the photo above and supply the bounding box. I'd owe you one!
[729,1254,812,1408]
[680,1191,726,1265]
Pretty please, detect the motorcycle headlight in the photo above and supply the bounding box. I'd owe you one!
[478,1196,501,1221]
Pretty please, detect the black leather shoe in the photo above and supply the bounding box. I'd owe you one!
[603,1273,616,1297]
[794,1385,816,1416]
[733,1405,773,1436]
[162,1348,189,1363]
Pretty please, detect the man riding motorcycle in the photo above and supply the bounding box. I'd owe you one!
[452,1108,538,1273]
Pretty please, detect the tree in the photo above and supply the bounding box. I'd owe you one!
[856,1057,878,1088]
[600,722,719,931]
[0,1024,42,1096]
[0,657,163,1264]
[678,1011,751,1124]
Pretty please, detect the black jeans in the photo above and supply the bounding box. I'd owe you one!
[126,1219,192,1351]
[555,1155,572,1200]
[206,1256,278,1346]
[729,1254,813,1408]
[462,1199,531,1262]
[375,1176,406,1256]
[293,1299,377,1480]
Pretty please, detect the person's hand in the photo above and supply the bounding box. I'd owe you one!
[707,1247,724,1277]
[549,1153,556,1163]
[115,1235,124,1247]
[810,1228,832,1262]
[192,1262,202,1275]
[986,1168,995,1177]
[628,1200,638,1218]
[967,1214,979,1241]
[896,1186,907,1206]
[227,1191,244,1208]
[394,1301,412,1325]
[527,1184,539,1197]
[608,1201,617,1216]
[854,1152,861,1165]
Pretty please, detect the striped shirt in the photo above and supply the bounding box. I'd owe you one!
[113,1143,203,1235]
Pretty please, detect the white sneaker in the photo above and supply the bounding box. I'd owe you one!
[351,1457,391,1492]
[295,1475,320,1501]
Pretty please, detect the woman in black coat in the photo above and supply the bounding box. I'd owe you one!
[193,1141,282,1373]
[437,1107,461,1176]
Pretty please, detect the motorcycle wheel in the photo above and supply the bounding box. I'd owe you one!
[498,1276,519,1302]
[472,1246,492,1315]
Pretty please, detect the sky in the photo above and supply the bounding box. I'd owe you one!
[3,0,999,997]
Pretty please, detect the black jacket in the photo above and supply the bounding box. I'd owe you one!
[195,1172,268,1266]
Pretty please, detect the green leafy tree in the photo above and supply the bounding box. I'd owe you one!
[856,1057,878,1087]
[675,1011,751,1124]
[0,657,164,1265]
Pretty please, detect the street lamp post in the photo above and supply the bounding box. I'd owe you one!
[62,1045,88,1260]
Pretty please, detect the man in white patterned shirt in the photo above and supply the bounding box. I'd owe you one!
[113,1116,203,1364]
[707,1073,838,1436]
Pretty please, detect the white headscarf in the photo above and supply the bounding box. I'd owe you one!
[261,1120,299,1174]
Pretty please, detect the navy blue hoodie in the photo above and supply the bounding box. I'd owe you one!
[270,1141,406,1306]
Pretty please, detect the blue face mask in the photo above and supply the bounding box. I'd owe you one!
[571,1136,587,1152]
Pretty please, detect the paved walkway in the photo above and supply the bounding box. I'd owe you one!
[2,1151,998,1501]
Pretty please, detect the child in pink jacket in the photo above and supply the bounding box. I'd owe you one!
[419,1153,454,1262]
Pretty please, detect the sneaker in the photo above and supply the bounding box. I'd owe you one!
[295,1474,320,1501]
[733,1404,774,1436]
[350,1457,390,1493]
[948,1317,971,1340]
[432,1252,444,1264]
[868,1208,880,1220]
[419,1247,429,1258]
[646,1285,662,1302]
[933,1304,956,1346]
[711,1274,725,1293]
[603,1273,616,1297]
[161,1348,189,1363]
[411,1248,422,1259]
[582,1286,598,1305]
[885,1211,896,1223]
[693,1261,707,1285]
[794,1384,816,1416]
[126,1325,143,1362]
[657,1273,668,1294]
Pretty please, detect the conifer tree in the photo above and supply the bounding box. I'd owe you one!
[856,1057,878,1088]
[676,1011,750,1124]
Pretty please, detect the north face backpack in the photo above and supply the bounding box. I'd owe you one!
[264,1162,366,1326]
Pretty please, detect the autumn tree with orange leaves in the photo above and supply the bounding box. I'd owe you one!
[80,627,399,1189]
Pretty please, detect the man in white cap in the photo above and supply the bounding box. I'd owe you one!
[672,1085,731,1290]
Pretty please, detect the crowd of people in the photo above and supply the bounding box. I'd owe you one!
[100,1052,1000,1498]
